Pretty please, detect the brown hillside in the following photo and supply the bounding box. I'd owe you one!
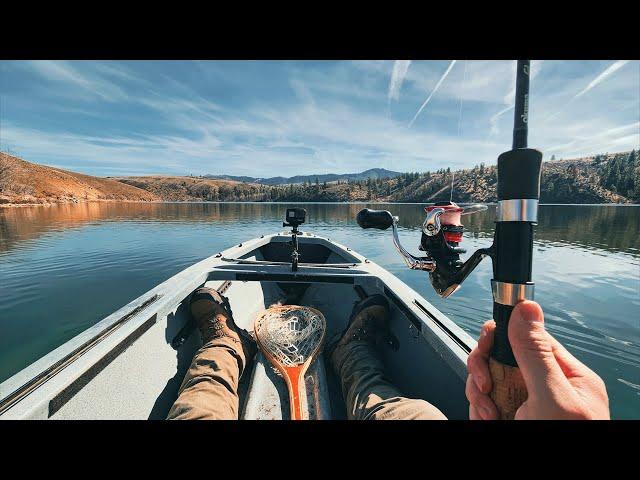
[114,176,271,201]
[0,153,160,205]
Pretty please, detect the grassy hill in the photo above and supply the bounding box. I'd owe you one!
[379,152,637,204]
[0,153,159,205]
[114,175,270,202]
[2,149,637,206]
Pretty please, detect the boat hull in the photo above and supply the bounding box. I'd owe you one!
[0,231,476,420]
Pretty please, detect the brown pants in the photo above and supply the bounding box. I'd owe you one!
[167,335,446,420]
[167,336,246,420]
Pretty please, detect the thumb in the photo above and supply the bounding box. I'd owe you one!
[508,301,570,398]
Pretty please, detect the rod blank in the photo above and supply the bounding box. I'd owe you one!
[512,60,530,150]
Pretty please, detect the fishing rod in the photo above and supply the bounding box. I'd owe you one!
[357,60,542,419]
[488,60,542,418]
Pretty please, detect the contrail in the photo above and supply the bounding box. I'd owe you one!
[408,60,457,128]
[546,60,630,120]
[456,60,468,137]
[575,60,629,99]
[489,104,514,135]
[388,60,412,103]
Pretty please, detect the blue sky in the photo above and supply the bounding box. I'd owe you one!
[0,60,638,177]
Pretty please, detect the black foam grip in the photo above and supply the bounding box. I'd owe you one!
[497,148,543,200]
[492,302,517,366]
[356,209,394,230]
[493,223,534,283]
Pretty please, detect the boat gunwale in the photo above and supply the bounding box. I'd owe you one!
[0,231,475,419]
[0,234,273,416]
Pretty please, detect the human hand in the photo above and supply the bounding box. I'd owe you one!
[466,301,610,420]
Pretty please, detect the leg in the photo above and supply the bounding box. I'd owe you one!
[167,337,246,420]
[167,288,255,420]
[330,296,447,420]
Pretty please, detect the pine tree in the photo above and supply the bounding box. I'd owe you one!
[633,150,640,201]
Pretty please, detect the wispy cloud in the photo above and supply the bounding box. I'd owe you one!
[26,61,128,102]
[388,60,411,103]
[546,60,631,120]
[545,121,640,155]
[19,61,223,127]
[1,60,638,177]
[408,60,457,128]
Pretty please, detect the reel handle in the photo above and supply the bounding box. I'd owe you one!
[356,208,394,230]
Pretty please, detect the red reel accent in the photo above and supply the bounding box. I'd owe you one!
[424,204,463,214]
[444,231,463,243]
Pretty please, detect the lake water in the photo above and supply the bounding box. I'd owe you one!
[0,202,638,418]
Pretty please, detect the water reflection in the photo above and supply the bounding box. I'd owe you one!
[0,202,638,418]
[2,202,639,256]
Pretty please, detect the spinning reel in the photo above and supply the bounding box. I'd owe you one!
[357,201,490,298]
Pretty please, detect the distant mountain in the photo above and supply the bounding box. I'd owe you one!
[204,168,402,185]
[204,174,258,183]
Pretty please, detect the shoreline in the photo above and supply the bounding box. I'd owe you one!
[1,199,638,208]
[0,199,162,208]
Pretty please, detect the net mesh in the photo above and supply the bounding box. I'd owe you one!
[255,305,326,368]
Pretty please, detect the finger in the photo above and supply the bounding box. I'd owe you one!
[466,374,498,420]
[469,404,482,420]
[467,348,492,394]
[549,334,609,404]
[508,301,572,397]
[548,334,588,377]
[469,320,496,393]
[477,319,496,355]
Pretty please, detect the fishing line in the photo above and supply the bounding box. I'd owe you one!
[456,60,467,138]
[450,171,455,202]
[450,60,467,203]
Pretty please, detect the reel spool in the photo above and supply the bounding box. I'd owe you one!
[357,201,488,298]
[420,202,488,297]
[254,305,326,420]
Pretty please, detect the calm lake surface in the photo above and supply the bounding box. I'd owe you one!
[1,202,638,418]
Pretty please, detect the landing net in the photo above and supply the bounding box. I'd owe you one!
[254,305,326,368]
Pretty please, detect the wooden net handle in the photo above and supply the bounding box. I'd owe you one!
[283,365,306,420]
